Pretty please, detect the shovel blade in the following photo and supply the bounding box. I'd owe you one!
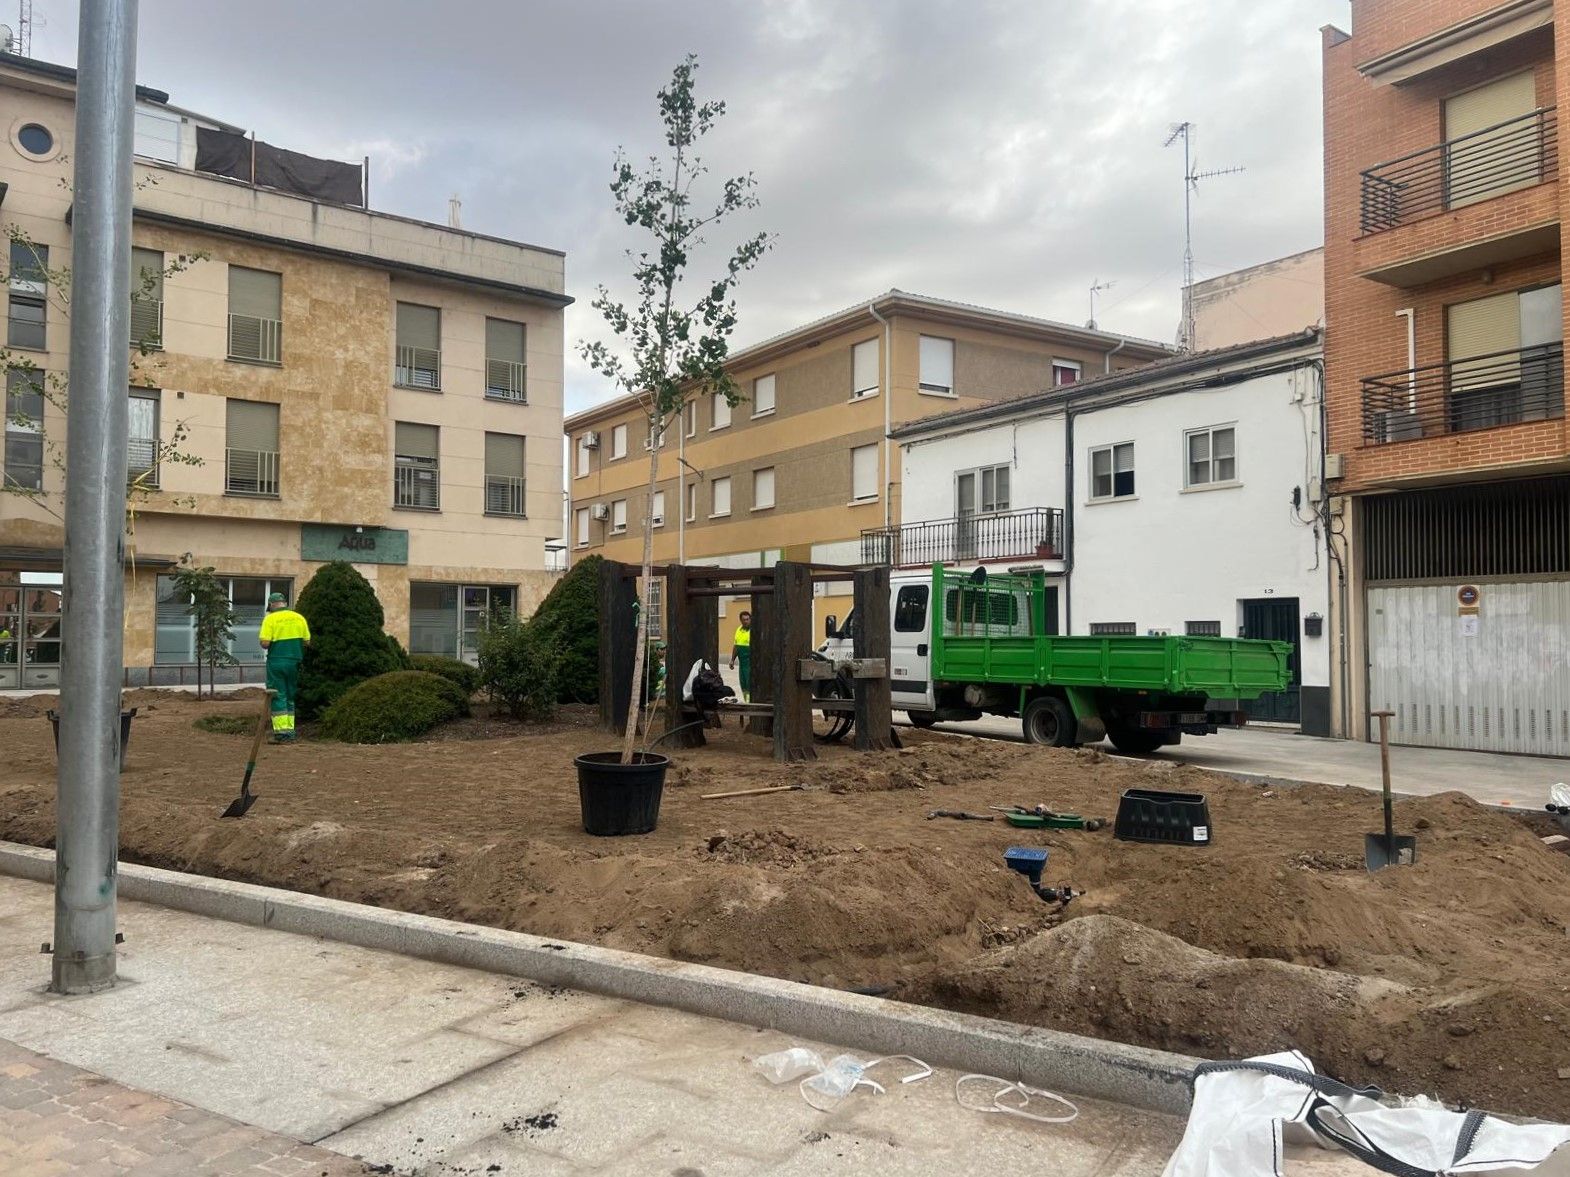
[1364,832,1416,871]
[221,791,257,819]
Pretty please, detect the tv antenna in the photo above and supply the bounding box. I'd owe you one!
[14,0,33,56]
[1087,278,1115,330]
[1164,121,1242,351]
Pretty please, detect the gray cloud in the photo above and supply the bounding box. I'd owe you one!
[34,0,1348,413]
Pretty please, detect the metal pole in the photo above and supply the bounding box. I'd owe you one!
[53,0,138,995]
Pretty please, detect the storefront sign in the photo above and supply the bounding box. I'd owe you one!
[300,524,409,565]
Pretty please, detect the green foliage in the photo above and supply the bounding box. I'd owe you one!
[319,671,471,744]
[294,562,406,721]
[193,713,252,735]
[410,654,480,696]
[531,554,602,703]
[476,618,565,722]
[168,561,238,700]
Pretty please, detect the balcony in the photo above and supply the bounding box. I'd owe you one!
[485,358,527,402]
[129,296,163,351]
[225,448,280,497]
[227,314,282,364]
[862,506,1064,567]
[1360,343,1563,445]
[484,474,525,517]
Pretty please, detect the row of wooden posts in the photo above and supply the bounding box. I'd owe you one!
[597,560,897,763]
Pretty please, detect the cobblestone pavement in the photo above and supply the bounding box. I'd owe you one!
[0,1037,371,1177]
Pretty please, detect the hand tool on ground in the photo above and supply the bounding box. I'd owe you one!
[1364,710,1416,871]
[221,689,276,819]
[700,784,805,800]
[989,804,1104,831]
[926,809,995,821]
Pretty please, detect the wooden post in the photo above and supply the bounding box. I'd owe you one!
[663,564,716,748]
[746,579,775,738]
[598,561,638,733]
[853,566,898,751]
[772,561,817,763]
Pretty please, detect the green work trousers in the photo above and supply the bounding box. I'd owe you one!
[266,658,300,739]
[736,648,751,702]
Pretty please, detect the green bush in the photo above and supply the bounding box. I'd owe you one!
[295,562,407,721]
[410,654,480,696]
[530,555,601,703]
[476,618,565,721]
[319,671,470,744]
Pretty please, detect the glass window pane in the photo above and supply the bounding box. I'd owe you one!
[154,575,193,664]
[1188,432,1209,462]
[1213,428,1234,460]
[410,582,459,657]
[1114,443,1134,473]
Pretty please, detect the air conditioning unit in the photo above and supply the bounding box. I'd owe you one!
[1324,452,1345,480]
[583,431,601,449]
[591,503,610,521]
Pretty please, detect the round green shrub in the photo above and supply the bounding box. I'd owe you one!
[530,554,601,703]
[295,562,407,721]
[409,654,480,696]
[319,671,471,744]
[476,618,564,721]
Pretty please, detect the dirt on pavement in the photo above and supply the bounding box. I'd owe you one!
[2,689,1569,1119]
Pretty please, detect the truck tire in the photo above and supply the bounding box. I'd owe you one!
[1108,727,1164,755]
[1022,696,1076,747]
[906,710,938,729]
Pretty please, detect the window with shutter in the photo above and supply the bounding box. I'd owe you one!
[611,424,628,459]
[128,390,160,487]
[650,490,666,527]
[711,476,732,516]
[1184,425,1237,488]
[395,303,441,389]
[711,392,732,429]
[575,507,590,547]
[753,373,776,416]
[851,444,878,501]
[484,432,526,516]
[227,267,282,362]
[1445,71,1539,209]
[394,421,440,509]
[1448,290,1522,425]
[484,317,526,401]
[611,499,628,532]
[225,400,280,496]
[130,247,164,350]
[753,467,775,510]
[919,336,955,395]
[852,339,879,398]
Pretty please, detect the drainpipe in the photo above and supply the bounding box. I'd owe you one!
[1103,335,1128,375]
[1062,403,1076,636]
[1395,307,1415,410]
[868,301,893,530]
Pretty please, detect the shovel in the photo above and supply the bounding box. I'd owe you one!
[1365,710,1416,870]
[221,689,276,819]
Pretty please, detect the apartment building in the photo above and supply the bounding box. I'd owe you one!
[0,52,568,687]
[565,291,1170,636]
[1323,0,1570,753]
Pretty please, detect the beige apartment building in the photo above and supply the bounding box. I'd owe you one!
[0,52,568,687]
[565,291,1170,633]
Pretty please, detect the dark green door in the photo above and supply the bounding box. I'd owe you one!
[1241,597,1301,724]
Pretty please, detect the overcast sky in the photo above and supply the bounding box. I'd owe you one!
[33,0,1349,415]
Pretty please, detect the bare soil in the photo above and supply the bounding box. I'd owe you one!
[3,689,1569,1118]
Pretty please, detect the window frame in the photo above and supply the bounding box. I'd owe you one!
[1183,423,1239,490]
[1186,620,1222,637]
[955,463,1010,516]
[711,391,732,431]
[610,498,628,534]
[685,481,697,523]
[850,443,879,502]
[710,475,732,518]
[7,240,48,352]
[575,507,590,548]
[650,490,666,528]
[918,335,956,397]
[1089,621,1137,636]
[1088,441,1136,503]
[128,387,161,488]
[851,338,880,400]
[893,584,929,633]
[226,265,283,365]
[685,402,697,438]
[1052,359,1082,387]
[610,423,628,460]
[3,367,45,492]
[752,373,777,418]
[392,420,441,511]
[752,466,776,512]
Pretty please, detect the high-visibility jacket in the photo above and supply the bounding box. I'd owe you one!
[732,625,751,650]
[259,609,311,665]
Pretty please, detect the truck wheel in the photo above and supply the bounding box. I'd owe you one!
[1022,696,1076,747]
[906,710,938,729]
[1108,727,1163,755]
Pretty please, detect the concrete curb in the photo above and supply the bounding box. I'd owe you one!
[0,840,1200,1115]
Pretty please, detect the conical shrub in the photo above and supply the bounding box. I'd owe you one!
[295,561,407,721]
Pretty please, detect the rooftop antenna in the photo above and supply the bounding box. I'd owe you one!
[1087,278,1115,330]
[1164,121,1242,351]
[447,193,462,229]
[15,0,32,56]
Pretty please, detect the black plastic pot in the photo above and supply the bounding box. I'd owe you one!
[46,708,138,772]
[574,751,668,836]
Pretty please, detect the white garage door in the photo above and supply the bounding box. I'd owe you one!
[1367,580,1570,754]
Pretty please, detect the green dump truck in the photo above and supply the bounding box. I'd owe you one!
[820,564,1293,753]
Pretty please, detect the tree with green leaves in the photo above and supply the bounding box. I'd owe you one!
[168,560,237,701]
[580,54,770,763]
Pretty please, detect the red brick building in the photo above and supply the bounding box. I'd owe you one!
[1324,0,1570,754]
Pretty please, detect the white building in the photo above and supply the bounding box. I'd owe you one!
[884,330,1332,735]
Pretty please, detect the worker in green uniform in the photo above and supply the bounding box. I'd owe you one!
[728,610,752,702]
[258,592,311,743]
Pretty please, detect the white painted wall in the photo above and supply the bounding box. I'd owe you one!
[900,417,1065,527]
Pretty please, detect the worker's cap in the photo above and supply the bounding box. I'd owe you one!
[268,592,287,604]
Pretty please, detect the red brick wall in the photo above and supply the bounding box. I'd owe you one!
[1324,7,1569,495]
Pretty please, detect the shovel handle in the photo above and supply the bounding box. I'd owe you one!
[246,690,277,774]
[1372,710,1394,841]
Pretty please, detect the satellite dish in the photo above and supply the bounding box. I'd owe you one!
[0,25,15,53]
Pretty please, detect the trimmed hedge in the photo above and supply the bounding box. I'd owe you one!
[295,562,408,721]
[530,554,601,703]
[409,653,480,696]
[319,671,470,744]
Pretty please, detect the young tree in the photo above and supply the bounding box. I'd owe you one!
[168,561,237,701]
[580,54,770,763]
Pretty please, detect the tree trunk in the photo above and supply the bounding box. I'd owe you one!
[619,412,665,764]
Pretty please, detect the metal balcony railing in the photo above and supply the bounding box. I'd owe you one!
[127,438,158,488]
[130,296,163,350]
[225,448,279,496]
[484,474,525,517]
[395,345,441,390]
[862,506,1065,567]
[394,458,440,509]
[1361,343,1564,445]
[485,358,527,402]
[1360,107,1558,233]
[227,313,282,363]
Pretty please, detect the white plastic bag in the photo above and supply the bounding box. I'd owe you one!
[801,1054,884,1110]
[1550,782,1570,832]
[754,1047,824,1085]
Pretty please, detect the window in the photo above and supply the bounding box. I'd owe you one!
[851,443,878,502]
[130,247,164,350]
[227,266,281,363]
[410,583,516,664]
[224,400,280,496]
[484,317,527,401]
[753,373,776,416]
[753,466,775,510]
[575,507,590,547]
[894,585,929,633]
[852,338,879,398]
[712,391,732,430]
[576,436,590,477]
[394,302,441,389]
[1186,620,1222,636]
[155,575,293,665]
[8,240,47,351]
[16,123,54,157]
[685,481,697,522]
[1090,621,1137,636]
[919,336,955,395]
[393,421,440,509]
[611,423,628,460]
[3,368,44,491]
[128,389,160,487]
[685,402,697,438]
[1053,360,1082,386]
[1447,285,1564,431]
[1185,425,1237,488]
[711,475,732,517]
[956,464,1009,516]
[650,490,666,527]
[484,432,526,517]
[1445,71,1538,209]
[611,499,628,533]
[133,108,180,163]
[1090,442,1135,500]
[644,420,666,450]
[645,578,664,639]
